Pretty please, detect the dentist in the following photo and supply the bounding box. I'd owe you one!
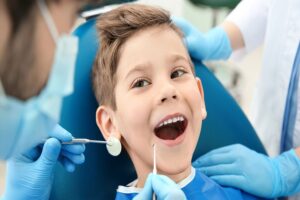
[0,1,187,199]
[0,0,98,199]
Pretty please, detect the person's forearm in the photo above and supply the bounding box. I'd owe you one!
[223,0,269,54]
[221,21,245,51]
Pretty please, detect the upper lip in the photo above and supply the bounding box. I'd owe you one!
[154,113,187,130]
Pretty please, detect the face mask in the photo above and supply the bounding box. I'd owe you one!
[0,0,78,160]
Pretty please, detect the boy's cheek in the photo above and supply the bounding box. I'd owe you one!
[118,101,148,127]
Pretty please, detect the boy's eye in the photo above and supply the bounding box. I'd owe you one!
[132,79,150,88]
[171,69,187,79]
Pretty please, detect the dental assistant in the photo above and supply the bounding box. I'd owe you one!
[174,0,300,198]
[0,0,95,199]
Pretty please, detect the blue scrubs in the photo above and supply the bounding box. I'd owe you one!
[115,168,267,200]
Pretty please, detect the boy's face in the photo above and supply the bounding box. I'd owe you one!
[97,26,206,180]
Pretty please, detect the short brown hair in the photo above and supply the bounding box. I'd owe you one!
[92,3,185,110]
[0,0,38,100]
[0,0,103,100]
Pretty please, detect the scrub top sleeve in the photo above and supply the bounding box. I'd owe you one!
[226,0,271,59]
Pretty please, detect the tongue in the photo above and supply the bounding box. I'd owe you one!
[157,126,179,140]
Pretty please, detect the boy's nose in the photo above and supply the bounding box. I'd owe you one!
[161,95,177,103]
[158,83,179,104]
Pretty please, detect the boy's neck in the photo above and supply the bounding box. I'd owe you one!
[135,164,192,188]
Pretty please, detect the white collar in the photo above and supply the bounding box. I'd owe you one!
[117,167,196,194]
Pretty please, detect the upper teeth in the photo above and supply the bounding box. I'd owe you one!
[158,116,185,128]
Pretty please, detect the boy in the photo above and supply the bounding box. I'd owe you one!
[92,4,263,200]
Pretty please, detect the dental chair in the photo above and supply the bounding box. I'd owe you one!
[50,17,266,200]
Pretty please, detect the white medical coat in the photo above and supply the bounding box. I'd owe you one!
[227,0,300,156]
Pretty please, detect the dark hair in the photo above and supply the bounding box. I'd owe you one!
[0,0,38,100]
[6,0,36,35]
[1,0,104,100]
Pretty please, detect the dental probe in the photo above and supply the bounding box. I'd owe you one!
[153,144,157,174]
[62,138,110,145]
[153,144,157,200]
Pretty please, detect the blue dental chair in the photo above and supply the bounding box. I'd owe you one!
[50,17,266,200]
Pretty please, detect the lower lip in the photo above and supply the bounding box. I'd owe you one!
[156,126,187,147]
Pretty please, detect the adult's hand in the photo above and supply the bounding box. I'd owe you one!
[193,144,300,198]
[2,125,85,200]
[172,16,232,61]
[133,173,186,200]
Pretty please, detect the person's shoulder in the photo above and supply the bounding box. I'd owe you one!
[194,169,264,200]
[194,168,216,184]
[115,179,140,200]
[115,190,138,200]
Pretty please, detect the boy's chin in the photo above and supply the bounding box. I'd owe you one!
[154,142,195,178]
[157,157,192,181]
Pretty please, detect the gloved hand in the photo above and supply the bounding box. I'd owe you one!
[133,173,187,200]
[48,124,86,172]
[193,144,300,198]
[2,124,85,200]
[172,16,232,61]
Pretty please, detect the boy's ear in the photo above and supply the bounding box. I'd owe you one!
[96,106,121,141]
[196,77,207,119]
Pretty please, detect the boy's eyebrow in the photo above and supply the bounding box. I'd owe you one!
[170,54,193,68]
[124,63,150,80]
[124,54,193,80]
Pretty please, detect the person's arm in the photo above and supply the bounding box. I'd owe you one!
[221,21,245,51]
[173,0,270,61]
[172,16,232,61]
[225,0,270,56]
[193,144,300,198]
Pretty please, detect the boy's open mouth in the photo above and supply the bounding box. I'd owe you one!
[154,114,188,140]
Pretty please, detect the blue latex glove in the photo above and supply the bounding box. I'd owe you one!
[2,124,85,200]
[193,144,300,198]
[172,16,232,61]
[133,173,187,200]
